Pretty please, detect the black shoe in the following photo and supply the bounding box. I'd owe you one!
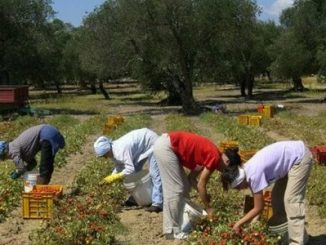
[145,205,162,213]
[122,196,138,207]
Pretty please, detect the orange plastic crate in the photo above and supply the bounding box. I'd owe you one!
[240,150,257,162]
[22,185,63,219]
[244,191,273,220]
[219,140,239,152]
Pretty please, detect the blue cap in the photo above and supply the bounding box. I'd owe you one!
[0,141,8,160]
[94,136,112,157]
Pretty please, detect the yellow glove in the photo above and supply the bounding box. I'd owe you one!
[100,172,125,185]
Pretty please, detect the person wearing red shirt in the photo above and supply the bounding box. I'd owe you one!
[153,131,240,240]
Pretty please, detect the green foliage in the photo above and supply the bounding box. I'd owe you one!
[165,114,200,133]
[306,165,326,217]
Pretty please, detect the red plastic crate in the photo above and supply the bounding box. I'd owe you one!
[311,146,326,166]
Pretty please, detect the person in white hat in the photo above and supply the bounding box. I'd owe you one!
[221,140,313,245]
[94,128,163,213]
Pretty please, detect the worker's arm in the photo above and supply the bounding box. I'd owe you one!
[197,167,214,217]
[188,167,203,191]
[10,155,27,179]
[233,190,264,232]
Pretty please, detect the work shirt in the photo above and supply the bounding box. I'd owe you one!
[168,131,221,171]
[244,140,305,193]
[8,124,65,172]
[111,128,158,175]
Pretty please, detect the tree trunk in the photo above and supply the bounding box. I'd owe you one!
[240,76,246,97]
[55,81,62,94]
[99,79,110,100]
[90,80,97,94]
[292,77,304,92]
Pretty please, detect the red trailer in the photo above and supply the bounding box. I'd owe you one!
[0,85,29,112]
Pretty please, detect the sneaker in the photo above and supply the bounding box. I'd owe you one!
[173,232,188,240]
[145,205,162,213]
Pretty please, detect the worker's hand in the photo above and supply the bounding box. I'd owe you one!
[206,207,215,220]
[10,170,22,180]
[100,172,125,185]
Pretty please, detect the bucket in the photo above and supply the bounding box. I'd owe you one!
[180,200,207,233]
[23,172,39,193]
[123,170,152,206]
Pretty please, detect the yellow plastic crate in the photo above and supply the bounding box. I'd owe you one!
[240,150,257,162]
[263,105,274,118]
[106,115,124,126]
[103,124,114,134]
[219,140,239,152]
[22,185,63,219]
[248,115,262,127]
[238,115,249,125]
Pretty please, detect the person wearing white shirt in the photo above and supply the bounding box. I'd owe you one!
[94,128,163,212]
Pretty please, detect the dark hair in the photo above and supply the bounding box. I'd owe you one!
[224,148,241,167]
[221,148,241,190]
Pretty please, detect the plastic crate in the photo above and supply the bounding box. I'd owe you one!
[257,104,264,113]
[248,115,262,127]
[311,146,326,166]
[243,191,273,220]
[106,115,124,126]
[262,191,273,220]
[22,185,63,219]
[219,140,239,152]
[240,150,257,162]
[238,115,249,125]
[263,105,274,118]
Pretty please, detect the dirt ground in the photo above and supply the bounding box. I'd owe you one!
[0,83,325,245]
[0,136,95,245]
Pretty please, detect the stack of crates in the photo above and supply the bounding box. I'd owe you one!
[103,115,124,134]
[238,115,262,127]
[243,191,273,220]
[219,140,239,152]
[239,149,257,162]
[311,146,326,166]
[22,185,63,219]
[257,104,274,118]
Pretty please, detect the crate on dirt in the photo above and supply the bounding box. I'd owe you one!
[243,191,273,220]
[22,185,63,219]
[257,104,264,113]
[237,115,250,125]
[219,140,239,152]
[240,150,257,162]
[311,146,326,166]
[248,115,262,127]
[262,105,274,118]
[107,115,124,126]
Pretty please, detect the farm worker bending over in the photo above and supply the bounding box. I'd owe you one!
[153,131,240,240]
[94,128,163,213]
[0,124,65,184]
[221,140,313,245]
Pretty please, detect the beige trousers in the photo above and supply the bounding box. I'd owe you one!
[153,134,191,234]
[270,147,313,245]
